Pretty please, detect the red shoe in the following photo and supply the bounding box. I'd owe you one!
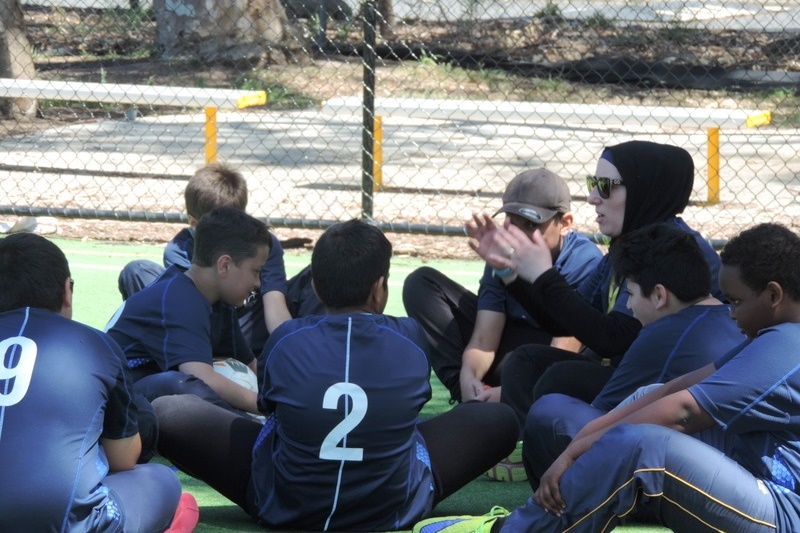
[165,493,200,533]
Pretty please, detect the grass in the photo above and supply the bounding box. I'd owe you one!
[57,236,668,532]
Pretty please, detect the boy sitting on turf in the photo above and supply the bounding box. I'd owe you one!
[518,222,745,488]
[152,219,519,531]
[118,162,322,355]
[107,207,271,415]
[0,233,198,533]
[414,222,800,533]
[403,168,602,405]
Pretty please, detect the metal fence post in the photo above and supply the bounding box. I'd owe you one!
[361,0,377,220]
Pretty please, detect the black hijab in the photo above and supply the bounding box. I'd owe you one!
[602,141,694,237]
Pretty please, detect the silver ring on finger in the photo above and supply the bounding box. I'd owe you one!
[506,247,515,258]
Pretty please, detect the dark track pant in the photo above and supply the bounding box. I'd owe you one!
[134,370,252,418]
[501,423,779,533]
[104,463,182,533]
[403,266,551,402]
[522,394,603,491]
[500,344,615,430]
[153,394,519,516]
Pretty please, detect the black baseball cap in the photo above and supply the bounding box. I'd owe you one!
[494,168,571,223]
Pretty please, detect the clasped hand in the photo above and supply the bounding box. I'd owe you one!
[465,214,553,283]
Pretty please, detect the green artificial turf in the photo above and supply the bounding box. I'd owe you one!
[56,237,668,532]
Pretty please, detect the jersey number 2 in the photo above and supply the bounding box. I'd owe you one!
[0,336,38,407]
[319,382,368,462]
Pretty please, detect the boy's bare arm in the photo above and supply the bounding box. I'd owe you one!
[101,434,142,472]
[461,310,505,401]
[262,291,293,334]
[180,361,259,414]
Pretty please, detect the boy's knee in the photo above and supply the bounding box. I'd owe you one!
[402,266,438,304]
[603,424,674,451]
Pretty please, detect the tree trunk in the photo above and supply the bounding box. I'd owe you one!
[376,0,394,37]
[0,0,36,119]
[153,0,290,62]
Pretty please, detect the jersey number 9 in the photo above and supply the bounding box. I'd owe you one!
[0,336,38,407]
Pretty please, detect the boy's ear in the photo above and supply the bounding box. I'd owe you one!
[60,277,73,319]
[559,213,574,235]
[216,254,233,277]
[311,279,319,301]
[652,283,669,310]
[766,280,784,306]
[368,275,388,314]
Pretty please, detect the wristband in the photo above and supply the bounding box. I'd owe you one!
[492,267,515,278]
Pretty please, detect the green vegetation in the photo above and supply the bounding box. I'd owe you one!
[535,1,565,21]
[585,12,614,29]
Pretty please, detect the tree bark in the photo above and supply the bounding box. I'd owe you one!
[0,0,36,119]
[376,0,394,37]
[153,0,290,62]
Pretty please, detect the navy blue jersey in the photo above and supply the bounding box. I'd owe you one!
[477,230,601,325]
[593,304,745,410]
[689,323,800,530]
[106,265,253,373]
[163,227,195,269]
[253,313,434,531]
[0,307,138,532]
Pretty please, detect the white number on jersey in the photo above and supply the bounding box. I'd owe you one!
[319,382,368,462]
[0,336,38,407]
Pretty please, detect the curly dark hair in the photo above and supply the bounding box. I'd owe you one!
[720,223,800,300]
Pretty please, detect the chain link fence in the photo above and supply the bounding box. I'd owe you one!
[1,0,799,243]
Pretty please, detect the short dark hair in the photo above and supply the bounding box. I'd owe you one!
[185,163,248,221]
[192,207,272,267]
[720,223,800,300]
[0,233,71,313]
[311,219,392,309]
[610,223,710,302]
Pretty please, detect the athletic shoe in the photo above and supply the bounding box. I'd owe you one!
[165,492,200,533]
[485,440,527,482]
[413,506,510,533]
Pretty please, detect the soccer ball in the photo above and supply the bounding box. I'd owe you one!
[212,358,258,392]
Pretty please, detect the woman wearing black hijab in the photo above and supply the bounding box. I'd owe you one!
[466,141,722,431]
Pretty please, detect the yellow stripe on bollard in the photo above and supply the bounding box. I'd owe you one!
[205,107,218,164]
[707,127,720,204]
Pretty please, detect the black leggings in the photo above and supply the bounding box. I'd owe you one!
[501,344,615,430]
[153,395,519,515]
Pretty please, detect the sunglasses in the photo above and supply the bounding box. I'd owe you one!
[586,176,624,199]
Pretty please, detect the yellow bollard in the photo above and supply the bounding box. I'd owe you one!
[373,115,383,191]
[205,107,218,164]
[707,127,720,204]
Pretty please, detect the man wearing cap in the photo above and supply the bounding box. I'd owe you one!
[403,169,602,406]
